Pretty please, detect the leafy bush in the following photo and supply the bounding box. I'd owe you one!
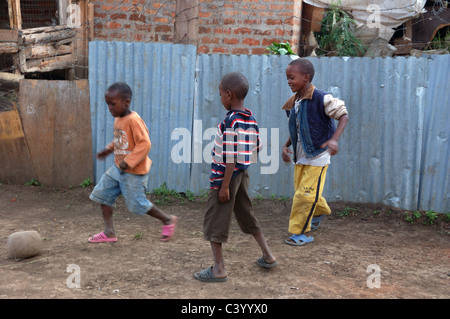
[266,42,295,55]
[315,1,366,57]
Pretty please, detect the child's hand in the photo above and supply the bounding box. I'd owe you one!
[322,139,339,156]
[119,160,129,171]
[96,148,112,160]
[282,146,292,163]
[219,186,230,203]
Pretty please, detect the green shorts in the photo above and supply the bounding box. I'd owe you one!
[203,171,261,243]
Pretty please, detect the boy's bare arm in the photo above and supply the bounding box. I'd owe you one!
[282,136,292,163]
[219,160,236,203]
[97,148,112,160]
[321,114,349,156]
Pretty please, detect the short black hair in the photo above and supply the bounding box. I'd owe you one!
[107,82,133,100]
[220,72,249,100]
[288,58,315,82]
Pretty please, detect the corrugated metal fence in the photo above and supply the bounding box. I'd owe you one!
[89,41,449,213]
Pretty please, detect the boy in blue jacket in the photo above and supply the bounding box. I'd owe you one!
[282,58,349,246]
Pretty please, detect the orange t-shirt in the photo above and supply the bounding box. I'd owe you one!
[106,111,152,175]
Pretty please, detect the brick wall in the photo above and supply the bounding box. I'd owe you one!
[91,0,301,55]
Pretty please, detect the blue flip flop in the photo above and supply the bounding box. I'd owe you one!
[285,234,314,246]
[194,266,228,282]
[311,215,324,231]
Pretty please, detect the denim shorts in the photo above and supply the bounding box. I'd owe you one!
[89,165,153,215]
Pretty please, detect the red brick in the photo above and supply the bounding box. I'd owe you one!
[129,13,146,23]
[270,4,284,10]
[199,11,212,18]
[243,19,260,24]
[262,38,281,46]
[266,19,282,25]
[254,30,272,36]
[233,27,252,35]
[201,36,219,44]
[94,12,107,18]
[251,47,268,55]
[198,26,211,34]
[105,21,122,30]
[224,10,240,16]
[134,34,144,41]
[243,38,260,46]
[154,17,169,23]
[198,46,210,54]
[212,47,228,54]
[155,25,172,33]
[231,48,249,55]
[223,38,239,45]
[223,18,235,25]
[274,29,285,36]
[110,13,126,20]
[135,25,152,32]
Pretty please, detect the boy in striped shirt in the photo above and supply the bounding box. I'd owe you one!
[194,72,278,282]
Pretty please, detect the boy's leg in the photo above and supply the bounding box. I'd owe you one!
[233,172,277,265]
[198,174,242,280]
[288,165,328,236]
[89,166,122,242]
[101,204,116,238]
[146,206,173,225]
[210,242,227,279]
[119,172,177,239]
[313,196,331,217]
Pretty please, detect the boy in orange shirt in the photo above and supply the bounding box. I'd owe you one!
[88,82,177,243]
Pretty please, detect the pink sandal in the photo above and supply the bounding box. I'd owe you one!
[88,231,118,243]
[161,216,177,242]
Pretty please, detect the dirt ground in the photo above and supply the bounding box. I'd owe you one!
[0,183,449,300]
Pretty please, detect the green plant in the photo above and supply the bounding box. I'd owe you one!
[134,232,144,240]
[266,41,295,55]
[25,178,41,186]
[413,211,422,219]
[424,210,438,225]
[444,213,450,222]
[404,211,422,224]
[185,190,196,202]
[314,0,366,57]
[337,207,356,217]
[152,182,183,205]
[79,177,93,188]
[427,28,450,51]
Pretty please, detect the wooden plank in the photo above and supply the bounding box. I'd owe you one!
[22,54,76,73]
[0,29,19,42]
[20,25,71,35]
[22,29,76,45]
[0,108,36,184]
[0,72,23,83]
[18,80,93,186]
[0,42,19,54]
[25,44,73,60]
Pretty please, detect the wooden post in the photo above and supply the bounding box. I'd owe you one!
[174,0,199,45]
[7,0,22,30]
[58,0,69,26]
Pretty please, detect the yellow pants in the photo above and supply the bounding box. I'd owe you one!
[289,164,331,234]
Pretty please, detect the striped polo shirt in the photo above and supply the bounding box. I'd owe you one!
[210,108,262,189]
